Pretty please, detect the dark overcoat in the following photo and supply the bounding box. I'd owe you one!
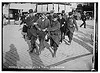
[48,20,61,45]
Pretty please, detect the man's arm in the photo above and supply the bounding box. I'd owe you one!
[48,22,60,31]
[73,18,78,31]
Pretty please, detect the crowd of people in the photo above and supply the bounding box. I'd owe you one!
[20,9,87,57]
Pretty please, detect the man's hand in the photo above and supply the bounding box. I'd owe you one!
[34,23,38,25]
[42,28,47,32]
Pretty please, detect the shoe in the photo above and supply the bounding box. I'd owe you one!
[67,41,71,45]
[45,39,49,42]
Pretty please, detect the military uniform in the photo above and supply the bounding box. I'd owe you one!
[66,15,78,44]
[49,20,61,46]
[25,9,39,52]
[36,17,50,52]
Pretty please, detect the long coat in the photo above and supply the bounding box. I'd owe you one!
[25,14,39,38]
[36,17,50,39]
[48,20,61,46]
[66,17,78,33]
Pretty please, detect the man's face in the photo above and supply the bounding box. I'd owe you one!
[53,18,57,21]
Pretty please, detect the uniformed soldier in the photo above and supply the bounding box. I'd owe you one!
[45,10,55,42]
[48,10,54,23]
[25,9,39,53]
[58,14,66,43]
[80,13,86,28]
[34,12,50,54]
[66,12,78,45]
[48,13,61,57]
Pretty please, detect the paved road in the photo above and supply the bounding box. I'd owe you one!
[3,20,94,70]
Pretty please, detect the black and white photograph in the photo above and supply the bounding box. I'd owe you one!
[2,2,98,71]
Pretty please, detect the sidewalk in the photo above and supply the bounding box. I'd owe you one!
[3,20,94,70]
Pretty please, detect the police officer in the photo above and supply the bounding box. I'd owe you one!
[25,9,39,53]
[48,13,61,57]
[34,12,50,54]
[45,10,55,42]
[66,12,78,45]
[80,12,86,28]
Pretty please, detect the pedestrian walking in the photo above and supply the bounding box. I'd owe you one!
[48,13,61,57]
[58,14,66,43]
[66,12,78,45]
[25,9,39,53]
[80,13,86,28]
[34,12,50,54]
[45,10,55,42]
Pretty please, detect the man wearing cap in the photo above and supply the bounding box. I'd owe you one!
[48,13,61,57]
[34,12,50,54]
[58,14,66,43]
[66,12,78,45]
[45,10,55,42]
[25,9,39,53]
[62,10,68,21]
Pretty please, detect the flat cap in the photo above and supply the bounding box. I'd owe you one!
[50,10,54,14]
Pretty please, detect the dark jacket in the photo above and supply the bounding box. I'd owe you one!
[81,14,86,21]
[36,17,50,39]
[48,20,61,45]
[25,14,39,37]
[66,17,78,33]
[57,17,66,31]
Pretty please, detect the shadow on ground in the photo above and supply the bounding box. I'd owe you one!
[3,44,20,69]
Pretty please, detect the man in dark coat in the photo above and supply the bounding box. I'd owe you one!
[58,14,66,42]
[25,9,39,53]
[80,13,86,28]
[20,14,26,25]
[45,10,55,42]
[34,12,50,54]
[66,12,78,45]
[61,10,68,21]
[48,13,61,57]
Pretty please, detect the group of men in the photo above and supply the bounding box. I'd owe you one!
[21,9,79,57]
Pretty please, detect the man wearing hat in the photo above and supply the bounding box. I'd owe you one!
[58,14,66,43]
[45,10,54,42]
[80,12,86,28]
[48,13,61,57]
[34,12,50,54]
[25,9,39,53]
[66,12,78,45]
[61,10,68,21]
